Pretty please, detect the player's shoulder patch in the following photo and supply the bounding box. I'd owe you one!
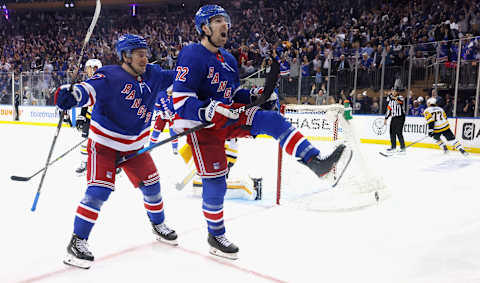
[89,73,106,80]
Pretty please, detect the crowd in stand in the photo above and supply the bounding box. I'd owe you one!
[1,0,479,116]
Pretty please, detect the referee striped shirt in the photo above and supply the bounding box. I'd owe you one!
[385,95,405,118]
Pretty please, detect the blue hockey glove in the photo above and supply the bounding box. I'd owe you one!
[54,84,81,110]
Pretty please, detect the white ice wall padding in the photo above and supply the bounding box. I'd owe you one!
[277,104,390,211]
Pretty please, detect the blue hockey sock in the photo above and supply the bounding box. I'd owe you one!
[251,110,319,162]
[202,177,227,236]
[150,128,161,146]
[73,186,111,239]
[140,183,165,225]
[169,127,178,151]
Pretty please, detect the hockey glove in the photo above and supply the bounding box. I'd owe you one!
[249,87,265,104]
[250,87,279,111]
[427,129,434,137]
[260,90,279,111]
[54,84,81,110]
[199,100,239,129]
[158,96,175,121]
[76,115,87,131]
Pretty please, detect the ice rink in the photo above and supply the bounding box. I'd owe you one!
[1,123,480,283]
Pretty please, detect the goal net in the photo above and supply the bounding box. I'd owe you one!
[276,103,389,211]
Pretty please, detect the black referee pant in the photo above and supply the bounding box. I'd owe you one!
[389,115,405,149]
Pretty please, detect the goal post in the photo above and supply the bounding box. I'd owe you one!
[276,103,389,211]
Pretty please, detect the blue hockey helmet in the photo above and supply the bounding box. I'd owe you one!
[115,34,148,60]
[194,4,231,35]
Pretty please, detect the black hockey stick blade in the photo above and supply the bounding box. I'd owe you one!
[11,176,31,181]
[11,138,86,182]
[379,151,393,157]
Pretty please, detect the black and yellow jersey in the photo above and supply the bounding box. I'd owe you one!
[424,106,450,133]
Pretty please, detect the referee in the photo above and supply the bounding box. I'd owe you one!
[384,87,406,153]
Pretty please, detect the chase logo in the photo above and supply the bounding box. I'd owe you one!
[462,123,475,140]
[372,118,387,135]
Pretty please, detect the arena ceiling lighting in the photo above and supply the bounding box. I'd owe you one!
[64,0,75,8]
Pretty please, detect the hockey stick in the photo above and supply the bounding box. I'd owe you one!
[11,138,87,182]
[175,166,197,191]
[379,136,428,157]
[116,59,281,165]
[31,0,101,212]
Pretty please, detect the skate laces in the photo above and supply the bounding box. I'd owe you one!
[215,235,232,247]
[155,223,173,235]
[74,237,92,255]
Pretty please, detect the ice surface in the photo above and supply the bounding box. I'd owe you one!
[1,123,479,283]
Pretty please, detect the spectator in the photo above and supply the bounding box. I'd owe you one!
[408,100,423,116]
[334,54,350,73]
[461,97,475,117]
[310,83,326,105]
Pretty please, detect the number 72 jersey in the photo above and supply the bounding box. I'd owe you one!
[423,106,450,133]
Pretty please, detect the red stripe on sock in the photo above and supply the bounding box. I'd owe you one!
[77,205,98,221]
[285,131,303,155]
[203,210,223,221]
[144,201,164,211]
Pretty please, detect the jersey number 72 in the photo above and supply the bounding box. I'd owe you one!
[175,66,189,82]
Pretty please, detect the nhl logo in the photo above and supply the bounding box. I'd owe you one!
[372,118,387,135]
[462,123,475,140]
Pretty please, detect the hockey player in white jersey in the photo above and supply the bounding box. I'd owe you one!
[75,59,102,176]
[424,97,468,155]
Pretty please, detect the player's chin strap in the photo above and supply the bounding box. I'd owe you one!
[207,35,222,49]
[205,27,222,49]
[125,61,143,77]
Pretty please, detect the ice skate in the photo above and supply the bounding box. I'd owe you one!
[442,145,448,154]
[152,222,178,245]
[460,148,469,156]
[208,233,239,260]
[379,147,396,157]
[397,148,406,155]
[75,161,87,176]
[300,144,350,178]
[63,234,94,269]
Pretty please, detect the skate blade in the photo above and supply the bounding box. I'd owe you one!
[155,235,178,246]
[209,247,238,260]
[63,253,92,269]
[75,171,86,177]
